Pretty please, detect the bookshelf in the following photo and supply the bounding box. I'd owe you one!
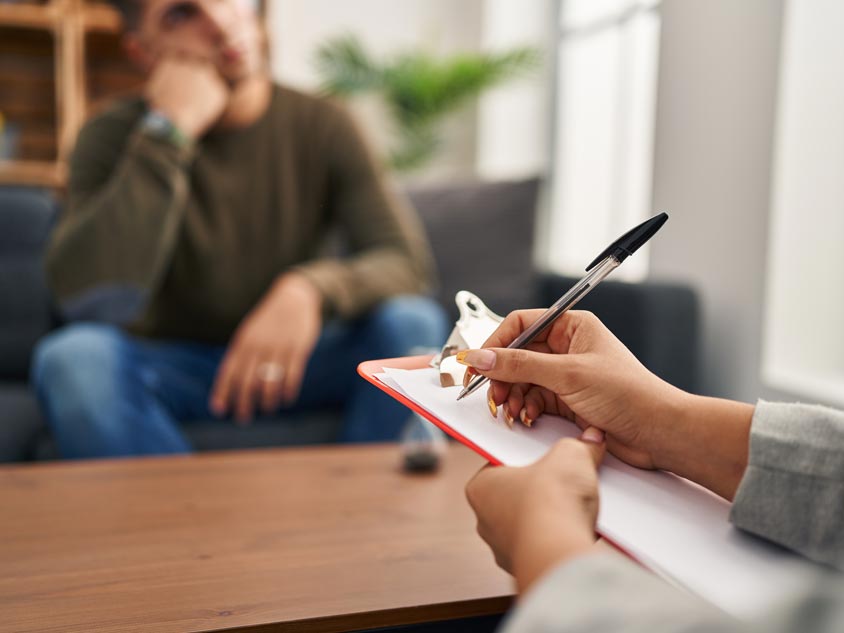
[0,0,268,189]
[0,0,139,188]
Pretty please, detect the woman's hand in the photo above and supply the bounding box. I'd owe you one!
[459,310,754,500]
[466,432,606,593]
[460,310,684,469]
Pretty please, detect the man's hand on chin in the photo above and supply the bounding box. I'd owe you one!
[145,53,230,140]
[209,273,324,424]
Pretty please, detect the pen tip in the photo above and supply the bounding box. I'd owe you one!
[456,391,466,401]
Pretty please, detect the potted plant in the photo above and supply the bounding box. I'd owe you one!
[315,35,540,172]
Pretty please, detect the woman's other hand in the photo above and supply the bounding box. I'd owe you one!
[466,431,606,592]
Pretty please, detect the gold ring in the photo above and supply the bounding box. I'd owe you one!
[256,362,284,382]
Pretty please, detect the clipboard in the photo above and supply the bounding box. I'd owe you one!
[357,355,820,620]
[359,354,644,564]
[358,354,504,466]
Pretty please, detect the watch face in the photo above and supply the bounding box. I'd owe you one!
[145,112,172,134]
[141,111,187,146]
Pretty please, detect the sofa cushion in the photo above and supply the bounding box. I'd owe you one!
[0,383,45,462]
[184,410,343,451]
[0,188,57,380]
[407,178,541,320]
[32,409,345,460]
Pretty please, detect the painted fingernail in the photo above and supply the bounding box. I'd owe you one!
[503,405,514,428]
[487,389,498,419]
[519,407,533,428]
[456,349,497,371]
[581,426,606,444]
[462,367,477,387]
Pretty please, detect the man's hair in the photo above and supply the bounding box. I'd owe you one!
[108,0,143,31]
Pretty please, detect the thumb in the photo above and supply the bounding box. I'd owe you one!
[579,426,606,467]
[457,347,577,393]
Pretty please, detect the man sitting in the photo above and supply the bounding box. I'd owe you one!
[32,0,447,458]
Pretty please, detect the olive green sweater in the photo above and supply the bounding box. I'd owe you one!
[47,84,435,344]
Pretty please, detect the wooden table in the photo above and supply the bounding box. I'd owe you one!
[0,444,513,633]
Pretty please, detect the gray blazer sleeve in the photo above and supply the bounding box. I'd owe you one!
[500,553,740,633]
[501,553,844,633]
[730,400,844,569]
[501,401,844,633]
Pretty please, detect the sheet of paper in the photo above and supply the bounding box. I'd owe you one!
[383,367,821,619]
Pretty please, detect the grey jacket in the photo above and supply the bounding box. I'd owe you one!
[502,400,844,632]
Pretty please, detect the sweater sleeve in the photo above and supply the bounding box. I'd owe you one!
[46,108,194,323]
[292,103,436,319]
[730,400,844,570]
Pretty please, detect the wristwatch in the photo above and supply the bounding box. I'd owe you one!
[139,110,190,148]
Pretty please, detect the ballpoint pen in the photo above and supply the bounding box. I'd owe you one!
[456,212,669,401]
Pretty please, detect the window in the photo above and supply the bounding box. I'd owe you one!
[762,0,844,407]
[544,0,661,279]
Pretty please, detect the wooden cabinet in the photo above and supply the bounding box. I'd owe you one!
[0,0,142,188]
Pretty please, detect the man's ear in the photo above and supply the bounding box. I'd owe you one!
[123,33,154,74]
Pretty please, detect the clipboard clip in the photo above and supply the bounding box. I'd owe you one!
[431,291,504,387]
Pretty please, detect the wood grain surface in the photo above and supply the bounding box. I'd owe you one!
[0,444,513,633]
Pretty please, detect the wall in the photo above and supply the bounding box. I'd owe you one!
[762,0,844,408]
[267,0,486,182]
[648,0,785,401]
[475,0,554,180]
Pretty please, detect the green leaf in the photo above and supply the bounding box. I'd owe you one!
[315,35,382,95]
[313,35,541,172]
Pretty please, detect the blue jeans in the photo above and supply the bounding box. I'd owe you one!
[32,296,448,459]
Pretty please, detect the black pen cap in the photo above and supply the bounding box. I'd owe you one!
[585,212,669,271]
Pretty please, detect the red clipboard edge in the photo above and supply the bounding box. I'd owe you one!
[357,355,503,466]
[357,355,647,568]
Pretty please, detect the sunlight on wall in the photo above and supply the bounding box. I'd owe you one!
[762,0,844,407]
[545,0,660,279]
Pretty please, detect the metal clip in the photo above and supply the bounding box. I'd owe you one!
[431,291,504,387]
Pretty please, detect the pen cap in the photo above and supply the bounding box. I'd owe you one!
[586,212,669,271]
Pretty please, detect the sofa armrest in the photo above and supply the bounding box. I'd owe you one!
[537,273,700,393]
[0,187,58,380]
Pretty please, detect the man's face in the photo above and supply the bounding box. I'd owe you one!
[129,0,264,84]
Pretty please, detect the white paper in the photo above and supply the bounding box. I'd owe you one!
[382,367,821,619]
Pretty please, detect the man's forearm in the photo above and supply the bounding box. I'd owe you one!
[49,128,193,322]
[294,247,432,319]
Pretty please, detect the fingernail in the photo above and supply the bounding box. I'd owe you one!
[457,349,497,371]
[487,390,498,419]
[581,426,605,444]
[503,405,514,428]
[519,407,533,428]
[462,367,477,387]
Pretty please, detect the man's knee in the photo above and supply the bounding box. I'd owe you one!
[32,323,125,398]
[367,296,449,354]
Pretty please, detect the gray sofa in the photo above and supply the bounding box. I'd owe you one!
[0,180,699,461]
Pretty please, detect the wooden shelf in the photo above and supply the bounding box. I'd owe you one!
[0,1,264,190]
[0,159,66,188]
[83,2,122,33]
[0,3,58,31]
[0,2,121,33]
[0,0,127,189]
